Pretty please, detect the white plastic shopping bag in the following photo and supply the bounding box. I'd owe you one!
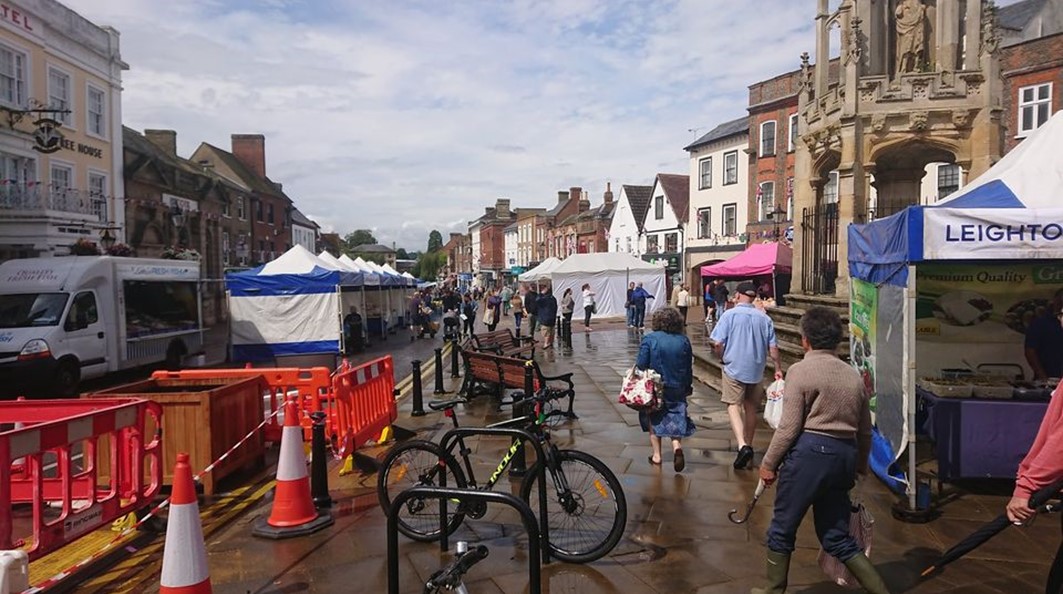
[764,378,785,429]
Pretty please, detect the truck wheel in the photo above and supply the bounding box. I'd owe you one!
[165,340,186,371]
[54,359,80,397]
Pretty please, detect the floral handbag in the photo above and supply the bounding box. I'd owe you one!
[617,367,662,412]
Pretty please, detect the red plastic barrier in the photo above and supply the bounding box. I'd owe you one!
[0,398,162,561]
[151,367,334,443]
[332,356,397,459]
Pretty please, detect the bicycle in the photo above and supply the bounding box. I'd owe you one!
[423,541,489,594]
[377,388,627,564]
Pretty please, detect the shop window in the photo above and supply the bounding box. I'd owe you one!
[665,232,678,253]
[654,196,664,219]
[646,234,659,254]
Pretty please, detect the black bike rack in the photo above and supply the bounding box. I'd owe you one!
[387,486,541,594]
[438,426,551,564]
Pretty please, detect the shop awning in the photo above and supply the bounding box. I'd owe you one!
[700,242,792,278]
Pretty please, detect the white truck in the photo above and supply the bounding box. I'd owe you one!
[0,256,204,396]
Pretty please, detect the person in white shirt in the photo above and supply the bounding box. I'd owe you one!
[581,283,596,331]
[677,285,690,324]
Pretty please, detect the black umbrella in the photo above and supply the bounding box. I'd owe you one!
[921,477,1063,577]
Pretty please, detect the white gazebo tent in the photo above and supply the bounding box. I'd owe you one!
[518,257,563,283]
[547,253,666,318]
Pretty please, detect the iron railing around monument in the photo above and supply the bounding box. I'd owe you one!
[801,205,839,295]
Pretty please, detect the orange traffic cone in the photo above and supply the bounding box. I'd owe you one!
[159,452,211,594]
[253,396,334,539]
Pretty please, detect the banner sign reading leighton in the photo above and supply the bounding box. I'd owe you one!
[924,208,1063,260]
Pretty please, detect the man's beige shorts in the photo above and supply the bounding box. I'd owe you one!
[721,373,764,405]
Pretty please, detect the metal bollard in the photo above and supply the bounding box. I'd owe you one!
[450,340,461,378]
[433,348,447,395]
[309,411,332,509]
[508,364,536,477]
[411,359,425,417]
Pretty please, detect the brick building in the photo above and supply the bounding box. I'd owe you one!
[470,198,514,282]
[122,127,246,325]
[192,135,293,265]
[1001,32,1063,152]
[538,188,583,259]
[747,70,800,244]
[555,184,615,256]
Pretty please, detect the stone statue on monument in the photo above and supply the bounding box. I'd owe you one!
[894,0,927,75]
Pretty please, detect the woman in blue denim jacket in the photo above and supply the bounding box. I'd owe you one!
[638,307,696,472]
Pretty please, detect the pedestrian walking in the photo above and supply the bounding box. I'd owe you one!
[709,281,782,470]
[626,281,637,328]
[754,306,888,594]
[704,282,716,323]
[484,289,501,332]
[461,293,476,337]
[714,278,730,321]
[638,307,695,472]
[510,290,526,336]
[560,288,575,344]
[670,282,681,309]
[677,284,690,324]
[524,284,540,337]
[581,283,596,331]
[408,290,423,342]
[1007,376,1063,594]
[500,285,513,316]
[537,286,558,350]
[630,282,655,329]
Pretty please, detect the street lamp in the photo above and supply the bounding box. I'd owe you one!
[766,204,788,241]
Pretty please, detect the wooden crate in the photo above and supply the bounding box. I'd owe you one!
[85,376,266,495]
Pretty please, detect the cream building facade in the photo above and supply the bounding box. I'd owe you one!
[0,0,126,260]
[684,116,750,284]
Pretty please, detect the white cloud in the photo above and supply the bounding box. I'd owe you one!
[66,0,826,250]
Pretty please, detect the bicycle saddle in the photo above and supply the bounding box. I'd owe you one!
[428,398,468,412]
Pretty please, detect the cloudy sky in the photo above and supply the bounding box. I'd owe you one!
[63,0,1011,252]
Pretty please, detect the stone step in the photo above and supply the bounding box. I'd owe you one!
[783,293,850,316]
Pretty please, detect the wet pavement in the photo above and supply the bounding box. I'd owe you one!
[117,312,1056,593]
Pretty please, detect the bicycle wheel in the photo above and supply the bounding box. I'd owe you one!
[377,440,467,542]
[520,449,627,563]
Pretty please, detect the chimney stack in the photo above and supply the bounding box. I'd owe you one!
[569,186,582,202]
[557,190,568,203]
[144,129,177,156]
[604,182,614,204]
[231,134,267,178]
[496,198,511,217]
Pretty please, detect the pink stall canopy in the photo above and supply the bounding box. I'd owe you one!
[700,242,792,278]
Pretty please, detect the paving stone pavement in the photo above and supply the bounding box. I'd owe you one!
[194,320,1057,594]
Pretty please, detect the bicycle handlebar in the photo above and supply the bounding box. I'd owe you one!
[425,545,489,590]
[498,387,569,408]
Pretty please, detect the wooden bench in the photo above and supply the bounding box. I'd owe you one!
[470,329,536,359]
[459,350,577,418]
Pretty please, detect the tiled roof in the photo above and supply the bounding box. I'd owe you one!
[623,185,653,232]
[657,174,690,223]
[124,127,209,179]
[197,143,287,198]
[353,243,395,253]
[998,0,1046,30]
[683,116,749,152]
[291,207,318,229]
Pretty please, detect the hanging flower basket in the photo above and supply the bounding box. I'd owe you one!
[161,246,201,261]
[107,243,136,257]
[70,238,101,256]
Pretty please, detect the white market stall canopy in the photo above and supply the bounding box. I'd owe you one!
[518,257,562,282]
[549,252,666,318]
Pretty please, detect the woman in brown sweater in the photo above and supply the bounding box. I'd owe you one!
[753,307,889,594]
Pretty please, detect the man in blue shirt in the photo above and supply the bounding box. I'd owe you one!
[630,282,655,329]
[710,281,782,469]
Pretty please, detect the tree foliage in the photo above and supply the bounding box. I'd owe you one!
[427,230,443,252]
[343,229,376,252]
[395,248,410,260]
[412,250,447,280]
